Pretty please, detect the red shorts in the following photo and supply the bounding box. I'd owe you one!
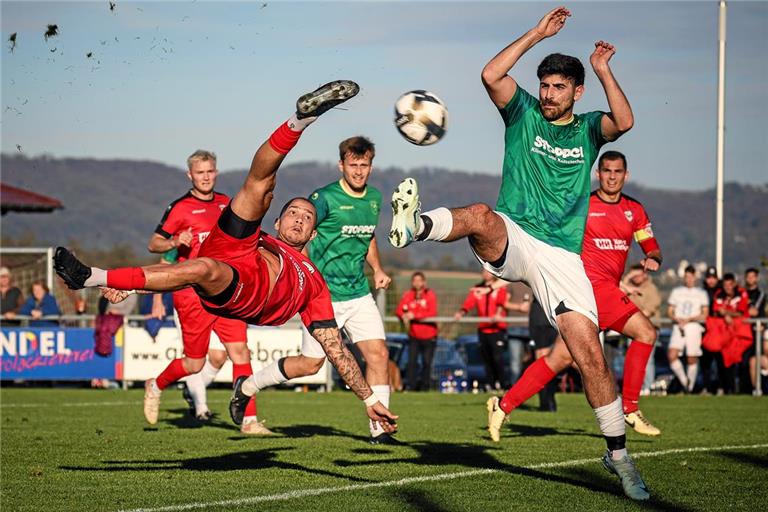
[593,282,640,332]
[195,223,271,322]
[173,287,247,359]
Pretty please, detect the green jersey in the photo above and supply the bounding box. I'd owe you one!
[496,86,606,254]
[308,180,382,302]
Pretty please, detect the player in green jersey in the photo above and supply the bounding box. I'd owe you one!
[249,136,395,444]
[389,6,648,501]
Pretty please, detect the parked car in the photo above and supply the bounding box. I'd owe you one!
[455,326,532,388]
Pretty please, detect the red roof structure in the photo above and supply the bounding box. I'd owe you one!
[1,182,64,215]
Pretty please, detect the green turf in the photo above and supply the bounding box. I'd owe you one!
[1,388,766,511]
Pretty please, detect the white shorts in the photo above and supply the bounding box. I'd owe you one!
[669,323,704,357]
[301,293,386,359]
[471,212,598,330]
[172,309,226,352]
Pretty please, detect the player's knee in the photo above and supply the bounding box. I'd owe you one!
[467,203,494,225]
[208,350,227,368]
[637,324,657,344]
[667,351,678,363]
[300,356,325,376]
[545,350,572,373]
[364,343,390,368]
[184,357,206,373]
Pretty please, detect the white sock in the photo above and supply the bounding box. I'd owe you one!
[670,359,688,389]
[686,363,698,392]
[184,371,209,415]
[243,415,258,425]
[369,384,391,437]
[241,375,258,396]
[417,207,453,241]
[593,397,626,460]
[251,360,289,392]
[84,267,107,287]
[286,113,316,132]
[149,379,161,395]
[199,360,220,387]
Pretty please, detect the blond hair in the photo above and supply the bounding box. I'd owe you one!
[186,149,217,170]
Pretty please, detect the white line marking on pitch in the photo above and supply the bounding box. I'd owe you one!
[116,442,768,512]
[0,399,232,409]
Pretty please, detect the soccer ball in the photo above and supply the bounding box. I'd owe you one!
[394,90,448,146]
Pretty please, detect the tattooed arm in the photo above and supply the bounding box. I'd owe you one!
[311,326,398,431]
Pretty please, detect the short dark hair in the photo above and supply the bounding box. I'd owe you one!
[598,150,627,169]
[745,267,759,275]
[722,272,736,282]
[684,265,696,274]
[412,271,425,280]
[279,197,316,220]
[339,136,375,161]
[537,53,585,86]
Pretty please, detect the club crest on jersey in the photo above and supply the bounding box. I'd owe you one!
[370,200,379,214]
[311,192,319,200]
[624,210,633,222]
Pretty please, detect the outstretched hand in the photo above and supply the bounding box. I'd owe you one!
[366,402,399,433]
[100,287,131,304]
[534,6,570,38]
[590,40,616,72]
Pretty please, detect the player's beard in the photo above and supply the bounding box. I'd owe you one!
[540,98,574,122]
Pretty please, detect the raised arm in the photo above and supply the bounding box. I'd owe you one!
[590,41,634,141]
[310,326,398,431]
[481,6,571,108]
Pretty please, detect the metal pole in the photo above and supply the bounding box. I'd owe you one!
[46,247,54,292]
[755,320,763,397]
[715,0,727,275]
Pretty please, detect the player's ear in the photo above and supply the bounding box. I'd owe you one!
[337,160,344,173]
[274,218,280,231]
[574,84,584,101]
[186,170,193,182]
[309,229,317,242]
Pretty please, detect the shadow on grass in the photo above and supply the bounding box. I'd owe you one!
[335,440,686,510]
[59,446,372,482]
[269,424,371,442]
[718,450,768,470]
[504,423,604,439]
[164,407,236,432]
[391,488,451,512]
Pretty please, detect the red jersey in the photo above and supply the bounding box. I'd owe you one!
[581,192,660,286]
[396,288,438,340]
[460,286,508,333]
[155,191,230,261]
[197,223,336,331]
[712,287,750,318]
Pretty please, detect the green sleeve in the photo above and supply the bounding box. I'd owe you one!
[498,86,538,127]
[584,110,608,150]
[309,189,329,224]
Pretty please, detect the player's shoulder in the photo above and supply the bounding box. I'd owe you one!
[366,186,383,201]
[309,181,338,202]
[620,193,646,209]
[212,191,230,202]
[164,191,195,211]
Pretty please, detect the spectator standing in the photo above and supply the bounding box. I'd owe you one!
[18,281,61,327]
[0,266,23,324]
[700,266,723,393]
[667,266,709,392]
[455,270,509,390]
[529,298,559,411]
[744,268,767,390]
[621,264,661,392]
[396,272,438,391]
[704,273,753,394]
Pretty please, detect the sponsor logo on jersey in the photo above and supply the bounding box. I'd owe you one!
[531,135,585,164]
[197,231,210,244]
[589,212,606,217]
[191,209,206,214]
[341,225,376,236]
[289,258,306,292]
[339,205,354,210]
[593,238,629,251]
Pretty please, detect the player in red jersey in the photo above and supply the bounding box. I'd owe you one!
[146,150,259,432]
[54,80,398,432]
[489,150,663,439]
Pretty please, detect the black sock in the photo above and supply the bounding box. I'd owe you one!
[415,215,433,241]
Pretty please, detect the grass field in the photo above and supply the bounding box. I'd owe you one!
[1,388,766,511]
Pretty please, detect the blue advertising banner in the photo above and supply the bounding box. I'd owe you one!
[0,328,117,380]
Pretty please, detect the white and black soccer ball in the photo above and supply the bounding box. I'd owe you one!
[394,90,448,146]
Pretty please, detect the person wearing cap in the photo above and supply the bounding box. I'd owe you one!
[667,266,710,392]
[700,265,723,394]
[0,266,23,324]
[744,267,767,391]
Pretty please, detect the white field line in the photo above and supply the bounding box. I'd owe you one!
[0,399,233,408]
[116,442,768,512]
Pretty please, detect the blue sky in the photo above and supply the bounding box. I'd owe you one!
[2,1,766,190]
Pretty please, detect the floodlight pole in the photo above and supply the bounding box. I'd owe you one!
[715,0,727,275]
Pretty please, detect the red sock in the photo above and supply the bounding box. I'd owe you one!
[499,358,555,414]
[622,341,654,414]
[232,363,257,417]
[268,122,302,155]
[106,267,146,290]
[156,359,190,390]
